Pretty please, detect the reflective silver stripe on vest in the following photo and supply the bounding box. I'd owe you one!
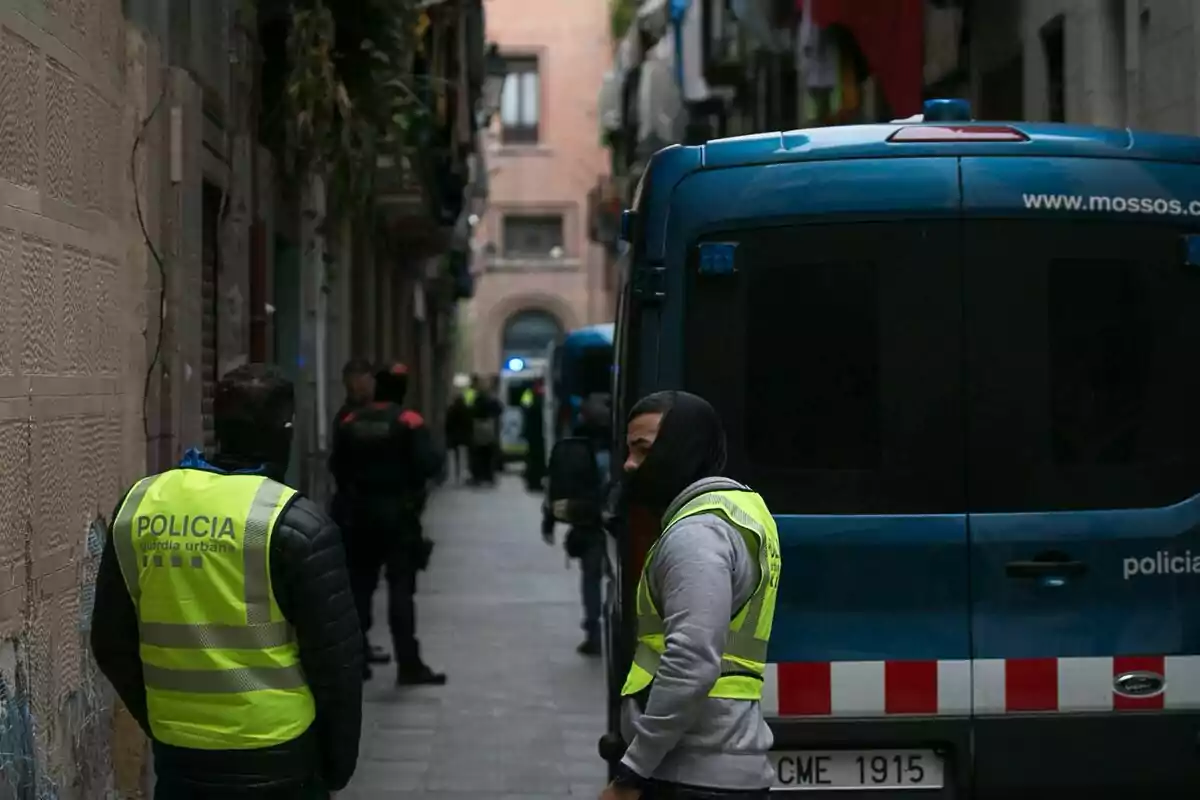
[636,492,773,664]
[633,641,764,679]
[634,572,664,635]
[139,621,293,649]
[112,477,157,604]
[142,663,308,693]
[243,479,287,625]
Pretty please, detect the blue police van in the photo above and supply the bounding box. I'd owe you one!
[547,323,615,446]
[603,99,1200,798]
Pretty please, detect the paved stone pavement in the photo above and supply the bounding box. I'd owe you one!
[341,474,609,799]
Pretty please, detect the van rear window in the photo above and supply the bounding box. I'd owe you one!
[965,221,1200,512]
[684,221,966,515]
[748,259,880,470]
[684,218,1200,515]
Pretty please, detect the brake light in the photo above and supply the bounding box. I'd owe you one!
[888,125,1029,143]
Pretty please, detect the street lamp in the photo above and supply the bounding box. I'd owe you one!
[480,43,506,125]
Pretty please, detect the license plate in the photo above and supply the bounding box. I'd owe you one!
[771,749,944,791]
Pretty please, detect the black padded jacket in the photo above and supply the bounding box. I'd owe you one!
[90,465,364,795]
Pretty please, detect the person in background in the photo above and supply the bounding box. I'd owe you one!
[91,364,363,799]
[335,358,376,425]
[444,374,473,484]
[330,362,447,685]
[521,377,547,492]
[490,374,506,476]
[544,391,612,656]
[330,357,391,668]
[600,391,781,800]
[466,374,502,486]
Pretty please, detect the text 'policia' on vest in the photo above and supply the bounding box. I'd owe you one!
[622,488,782,702]
[112,468,316,751]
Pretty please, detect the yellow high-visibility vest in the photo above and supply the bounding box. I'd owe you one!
[520,389,535,408]
[111,469,316,750]
[463,388,478,407]
[621,488,781,701]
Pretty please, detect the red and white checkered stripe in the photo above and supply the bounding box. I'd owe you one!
[761,656,1200,717]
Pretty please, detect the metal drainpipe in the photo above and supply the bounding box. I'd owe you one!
[307,174,330,459]
[1124,0,1140,128]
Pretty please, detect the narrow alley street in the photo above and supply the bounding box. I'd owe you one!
[342,474,609,798]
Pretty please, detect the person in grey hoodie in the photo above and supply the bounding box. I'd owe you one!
[601,391,780,800]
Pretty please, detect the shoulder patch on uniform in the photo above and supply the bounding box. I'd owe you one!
[399,409,425,428]
[340,411,357,424]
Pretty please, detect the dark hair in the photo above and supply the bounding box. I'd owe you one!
[214,364,294,454]
[628,390,676,422]
[343,358,375,379]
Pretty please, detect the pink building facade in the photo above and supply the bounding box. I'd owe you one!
[464,0,613,374]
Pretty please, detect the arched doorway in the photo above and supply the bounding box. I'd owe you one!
[501,309,563,367]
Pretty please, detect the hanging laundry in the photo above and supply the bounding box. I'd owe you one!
[796,0,839,90]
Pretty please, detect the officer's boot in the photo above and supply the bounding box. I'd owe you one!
[577,634,602,657]
[368,644,392,665]
[395,643,447,686]
[578,619,602,656]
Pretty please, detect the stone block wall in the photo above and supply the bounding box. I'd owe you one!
[970,0,1200,133]
[0,0,152,796]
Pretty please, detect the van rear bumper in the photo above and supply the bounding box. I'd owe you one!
[973,712,1200,800]
[767,713,1200,798]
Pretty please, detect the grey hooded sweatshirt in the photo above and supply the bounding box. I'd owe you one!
[620,476,777,790]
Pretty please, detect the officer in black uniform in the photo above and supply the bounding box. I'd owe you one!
[330,357,391,669]
[329,362,447,685]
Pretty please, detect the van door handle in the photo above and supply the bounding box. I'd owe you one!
[1005,560,1087,579]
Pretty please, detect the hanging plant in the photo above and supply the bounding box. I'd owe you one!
[610,0,638,42]
[258,0,436,215]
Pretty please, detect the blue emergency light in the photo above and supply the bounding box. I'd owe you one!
[923,98,973,122]
[506,357,525,372]
[697,242,738,275]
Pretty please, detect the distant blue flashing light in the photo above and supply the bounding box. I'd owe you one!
[923,98,973,122]
[506,357,526,372]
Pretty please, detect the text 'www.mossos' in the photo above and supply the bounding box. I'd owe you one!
[1023,193,1200,216]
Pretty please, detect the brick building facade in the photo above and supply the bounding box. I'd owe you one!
[463,0,614,374]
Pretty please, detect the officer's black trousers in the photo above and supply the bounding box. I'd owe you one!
[346,530,420,668]
[468,445,496,483]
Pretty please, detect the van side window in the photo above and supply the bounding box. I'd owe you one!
[684,221,965,515]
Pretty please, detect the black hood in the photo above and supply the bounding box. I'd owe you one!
[625,391,727,517]
[375,370,408,404]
